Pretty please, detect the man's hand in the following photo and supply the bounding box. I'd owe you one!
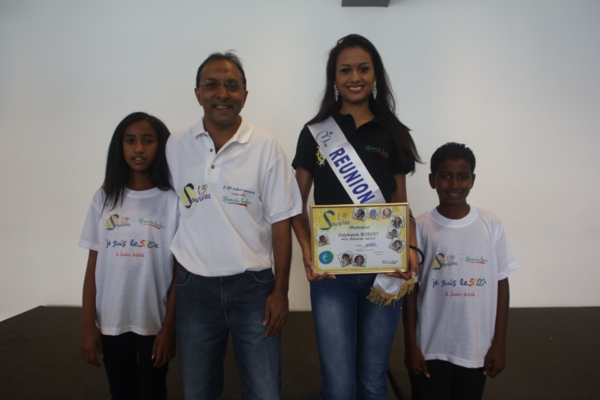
[262,290,289,338]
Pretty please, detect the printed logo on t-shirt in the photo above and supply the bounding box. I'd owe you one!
[106,238,160,258]
[138,218,165,230]
[465,256,488,264]
[221,185,254,207]
[181,182,212,209]
[364,145,389,158]
[432,252,458,270]
[104,214,131,230]
[316,146,325,167]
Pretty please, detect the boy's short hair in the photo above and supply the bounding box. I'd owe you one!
[430,142,476,174]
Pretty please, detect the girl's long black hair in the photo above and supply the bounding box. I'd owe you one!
[102,112,172,211]
[308,34,421,172]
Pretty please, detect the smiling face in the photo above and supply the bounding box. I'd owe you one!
[122,120,158,176]
[195,59,248,134]
[429,157,476,218]
[335,46,375,108]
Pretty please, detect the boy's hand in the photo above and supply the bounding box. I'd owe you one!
[152,326,176,367]
[483,343,506,378]
[81,325,103,367]
[405,345,430,377]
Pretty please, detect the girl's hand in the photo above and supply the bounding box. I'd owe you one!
[152,326,176,368]
[81,325,103,367]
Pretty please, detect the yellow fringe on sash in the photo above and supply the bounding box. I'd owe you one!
[366,278,416,307]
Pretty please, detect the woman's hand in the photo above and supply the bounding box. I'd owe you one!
[302,247,336,282]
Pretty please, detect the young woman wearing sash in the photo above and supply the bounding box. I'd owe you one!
[292,34,421,399]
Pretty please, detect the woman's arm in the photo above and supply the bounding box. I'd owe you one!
[291,167,334,282]
[387,173,419,279]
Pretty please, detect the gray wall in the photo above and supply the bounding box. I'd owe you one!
[1,0,599,320]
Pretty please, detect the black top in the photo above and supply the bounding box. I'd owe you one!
[292,113,411,205]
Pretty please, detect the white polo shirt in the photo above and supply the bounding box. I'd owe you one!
[166,116,302,277]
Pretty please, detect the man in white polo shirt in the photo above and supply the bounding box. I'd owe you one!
[166,52,302,399]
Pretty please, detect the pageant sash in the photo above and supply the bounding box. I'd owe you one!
[308,117,384,204]
[308,117,414,305]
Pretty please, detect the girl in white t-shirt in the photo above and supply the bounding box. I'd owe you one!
[79,112,179,399]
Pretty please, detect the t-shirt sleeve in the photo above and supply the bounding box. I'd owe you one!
[292,125,318,173]
[262,142,302,225]
[79,190,103,251]
[494,220,519,280]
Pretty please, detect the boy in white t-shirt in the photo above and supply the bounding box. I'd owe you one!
[403,142,518,400]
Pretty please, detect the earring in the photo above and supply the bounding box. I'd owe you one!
[372,82,377,100]
[334,84,339,102]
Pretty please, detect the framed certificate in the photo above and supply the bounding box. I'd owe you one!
[311,203,409,274]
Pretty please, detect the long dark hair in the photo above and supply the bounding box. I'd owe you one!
[309,34,421,172]
[102,112,172,211]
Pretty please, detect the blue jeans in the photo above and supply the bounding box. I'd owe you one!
[176,266,281,400]
[101,332,168,400]
[311,274,402,400]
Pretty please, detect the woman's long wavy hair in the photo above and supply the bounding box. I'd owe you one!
[102,112,172,211]
[309,34,421,172]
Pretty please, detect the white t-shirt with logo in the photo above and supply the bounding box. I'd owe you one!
[79,188,179,336]
[415,206,518,368]
[166,116,302,277]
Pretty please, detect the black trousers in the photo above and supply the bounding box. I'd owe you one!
[102,332,168,400]
[409,360,487,400]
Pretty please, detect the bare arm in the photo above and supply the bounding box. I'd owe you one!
[387,173,419,280]
[483,278,510,377]
[291,167,334,282]
[402,283,430,377]
[262,218,292,338]
[152,259,178,367]
[80,250,102,367]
